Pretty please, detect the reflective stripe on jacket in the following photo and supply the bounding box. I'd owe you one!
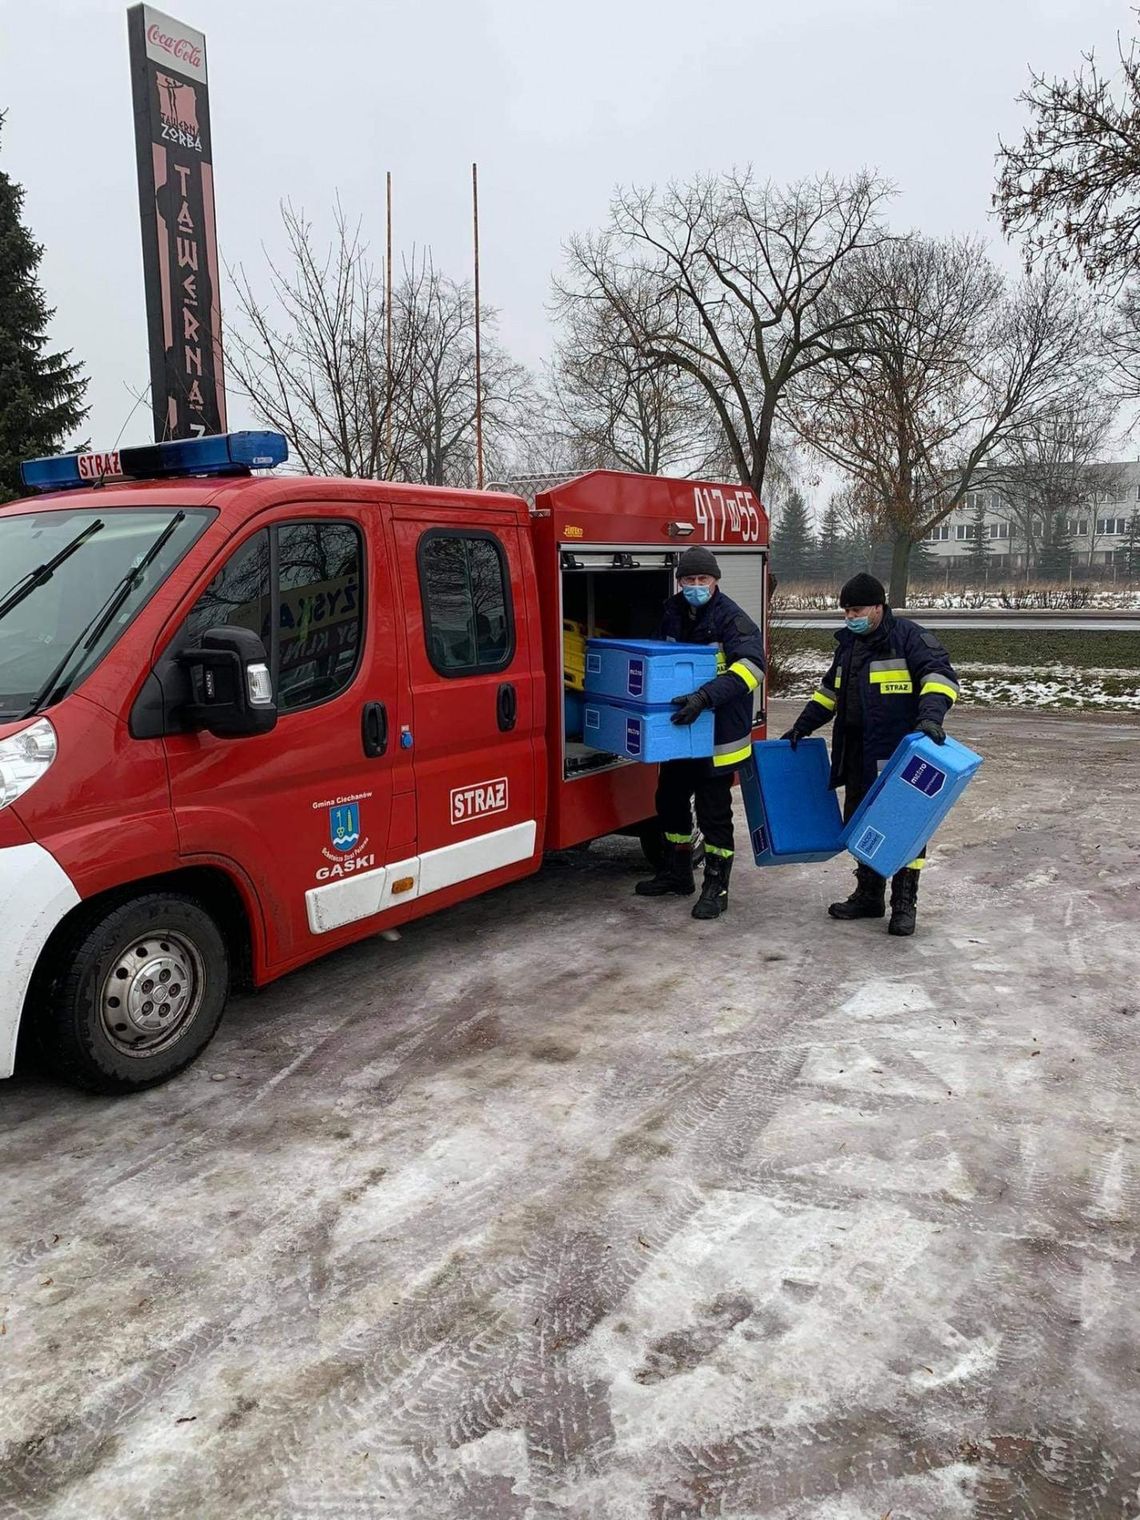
[794,610,960,790]
[660,589,766,769]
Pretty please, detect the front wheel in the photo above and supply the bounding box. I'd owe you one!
[34,893,230,1094]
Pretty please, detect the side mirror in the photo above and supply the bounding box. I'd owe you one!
[180,625,277,738]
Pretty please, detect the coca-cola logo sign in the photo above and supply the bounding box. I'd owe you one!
[141,7,207,84]
[147,22,202,71]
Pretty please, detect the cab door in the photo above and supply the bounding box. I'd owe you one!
[164,507,411,964]
[390,508,540,902]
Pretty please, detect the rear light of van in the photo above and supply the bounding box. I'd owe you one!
[0,718,57,810]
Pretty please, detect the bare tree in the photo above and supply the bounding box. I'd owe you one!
[791,234,1105,604]
[227,202,412,477]
[985,397,1122,573]
[391,263,536,487]
[227,202,538,487]
[548,290,715,475]
[996,29,1140,289]
[995,23,1140,405]
[558,170,893,500]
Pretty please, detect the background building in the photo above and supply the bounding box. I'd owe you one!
[920,461,1140,575]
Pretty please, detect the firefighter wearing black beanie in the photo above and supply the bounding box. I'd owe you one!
[838,572,886,609]
[782,573,960,938]
[634,545,766,921]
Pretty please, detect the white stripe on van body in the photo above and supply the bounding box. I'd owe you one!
[305,820,538,935]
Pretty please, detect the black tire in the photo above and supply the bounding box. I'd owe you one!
[34,893,230,1094]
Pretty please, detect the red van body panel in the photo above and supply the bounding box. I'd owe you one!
[0,468,766,1005]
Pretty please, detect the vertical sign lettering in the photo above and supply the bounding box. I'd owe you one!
[127,5,226,439]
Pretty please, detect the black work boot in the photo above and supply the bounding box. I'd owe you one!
[635,843,696,897]
[828,863,886,920]
[888,868,921,937]
[691,854,732,920]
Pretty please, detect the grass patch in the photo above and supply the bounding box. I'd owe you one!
[782,628,1140,670]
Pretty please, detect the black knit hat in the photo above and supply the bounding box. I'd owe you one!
[839,572,886,608]
[677,546,722,579]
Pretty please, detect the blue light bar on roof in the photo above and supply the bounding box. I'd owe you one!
[20,431,289,492]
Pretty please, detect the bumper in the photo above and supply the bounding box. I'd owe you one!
[0,843,80,1078]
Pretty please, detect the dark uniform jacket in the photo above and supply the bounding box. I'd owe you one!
[661,589,766,769]
[793,609,960,790]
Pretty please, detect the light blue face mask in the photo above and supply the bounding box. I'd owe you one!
[683,585,712,607]
[846,615,872,635]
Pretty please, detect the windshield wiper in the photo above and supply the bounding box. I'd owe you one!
[22,511,186,718]
[0,519,106,624]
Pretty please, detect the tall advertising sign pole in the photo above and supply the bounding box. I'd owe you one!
[127,6,226,440]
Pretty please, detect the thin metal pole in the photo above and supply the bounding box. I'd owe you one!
[385,170,393,476]
[472,161,484,491]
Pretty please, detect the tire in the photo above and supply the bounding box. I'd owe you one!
[34,893,230,1094]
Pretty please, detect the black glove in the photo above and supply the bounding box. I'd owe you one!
[670,689,711,726]
[914,719,946,745]
[780,727,805,750]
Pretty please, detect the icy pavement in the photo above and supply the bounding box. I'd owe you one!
[2,705,1139,1519]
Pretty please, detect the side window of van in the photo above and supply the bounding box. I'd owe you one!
[418,530,514,676]
[276,523,364,710]
[183,530,271,646]
[183,522,364,713]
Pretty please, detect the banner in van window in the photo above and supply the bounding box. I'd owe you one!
[127,5,227,440]
[220,573,362,678]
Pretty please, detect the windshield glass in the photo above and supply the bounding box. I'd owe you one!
[0,506,212,719]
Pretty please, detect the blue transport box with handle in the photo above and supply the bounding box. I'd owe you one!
[581,699,715,762]
[843,732,983,878]
[584,638,719,706]
[740,738,846,865]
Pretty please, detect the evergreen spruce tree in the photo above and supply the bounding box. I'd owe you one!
[963,500,992,579]
[907,531,938,586]
[814,502,844,585]
[1038,510,1073,579]
[769,488,816,582]
[0,114,88,502]
[1119,510,1140,583]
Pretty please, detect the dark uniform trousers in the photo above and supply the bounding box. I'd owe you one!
[656,758,735,856]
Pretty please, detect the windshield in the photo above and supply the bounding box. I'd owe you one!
[0,506,212,719]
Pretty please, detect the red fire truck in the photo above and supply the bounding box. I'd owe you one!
[0,433,768,1092]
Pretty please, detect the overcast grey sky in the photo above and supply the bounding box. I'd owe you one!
[0,0,1130,452]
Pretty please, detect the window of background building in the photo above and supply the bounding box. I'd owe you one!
[1097,517,1128,536]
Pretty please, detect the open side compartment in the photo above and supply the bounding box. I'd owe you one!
[557,544,769,782]
[560,551,674,779]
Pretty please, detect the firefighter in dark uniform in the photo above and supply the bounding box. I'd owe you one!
[783,573,960,937]
[635,546,766,920]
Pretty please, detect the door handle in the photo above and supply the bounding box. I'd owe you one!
[496,682,517,733]
[362,701,388,757]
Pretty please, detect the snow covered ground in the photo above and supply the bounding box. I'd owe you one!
[780,588,1140,611]
[2,704,1139,1519]
[777,651,1140,712]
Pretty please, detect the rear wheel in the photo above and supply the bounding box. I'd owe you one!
[34,893,230,1094]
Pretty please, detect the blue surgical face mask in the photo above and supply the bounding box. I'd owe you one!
[683,585,712,607]
[846,615,872,635]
